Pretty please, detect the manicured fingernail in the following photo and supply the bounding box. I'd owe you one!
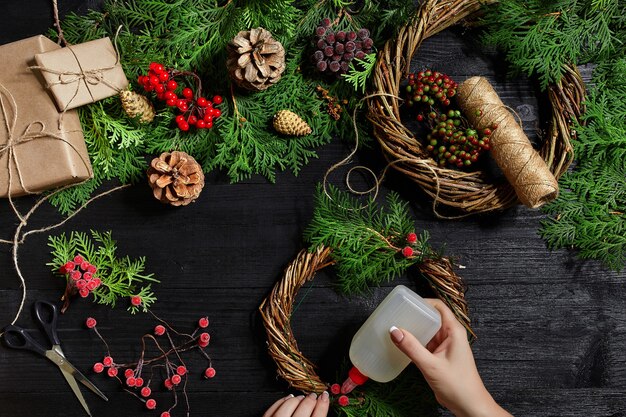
[321,391,329,402]
[284,394,294,399]
[296,395,305,399]
[390,326,404,343]
[308,393,317,399]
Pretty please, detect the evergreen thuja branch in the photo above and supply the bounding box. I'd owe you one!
[304,184,435,294]
[47,231,159,313]
[342,53,377,93]
[541,55,626,270]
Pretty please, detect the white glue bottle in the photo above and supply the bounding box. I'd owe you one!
[341,285,441,394]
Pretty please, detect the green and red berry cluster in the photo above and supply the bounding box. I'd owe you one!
[138,62,222,131]
[59,255,101,299]
[404,70,496,169]
[87,311,216,417]
[425,110,495,168]
[312,18,373,76]
[405,70,458,108]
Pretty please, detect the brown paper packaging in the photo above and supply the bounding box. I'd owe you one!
[0,35,93,198]
[34,37,129,111]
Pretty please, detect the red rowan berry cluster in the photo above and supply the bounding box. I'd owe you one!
[59,255,101,299]
[87,309,216,416]
[138,62,223,131]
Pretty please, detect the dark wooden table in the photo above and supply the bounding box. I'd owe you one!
[1,2,625,416]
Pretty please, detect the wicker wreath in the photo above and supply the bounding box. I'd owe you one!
[366,0,585,215]
[259,245,473,393]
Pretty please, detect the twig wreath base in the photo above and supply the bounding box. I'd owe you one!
[259,245,474,394]
[366,0,585,215]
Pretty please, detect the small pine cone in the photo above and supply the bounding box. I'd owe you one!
[147,151,205,206]
[227,27,286,91]
[273,110,312,137]
[120,89,155,123]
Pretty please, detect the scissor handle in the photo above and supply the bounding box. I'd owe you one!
[33,301,61,346]
[2,325,47,356]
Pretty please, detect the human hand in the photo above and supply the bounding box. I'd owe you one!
[389,298,512,417]
[262,392,330,417]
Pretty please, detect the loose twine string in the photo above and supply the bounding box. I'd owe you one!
[0,78,128,332]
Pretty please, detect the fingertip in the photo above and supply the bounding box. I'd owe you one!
[320,391,329,403]
[389,326,404,343]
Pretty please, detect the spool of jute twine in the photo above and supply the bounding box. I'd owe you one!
[456,77,559,209]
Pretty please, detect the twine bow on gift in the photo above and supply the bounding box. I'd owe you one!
[0,81,91,201]
[29,26,125,128]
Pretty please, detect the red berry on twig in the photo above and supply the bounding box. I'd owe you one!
[406,232,418,243]
[103,356,114,367]
[401,246,414,257]
[85,317,97,329]
[212,95,223,105]
[161,412,171,417]
[145,399,157,410]
[154,325,166,336]
[107,367,118,377]
[93,363,104,373]
[131,296,142,306]
[140,387,151,397]
[171,374,182,385]
[338,395,350,406]
[176,365,187,376]
[204,367,216,379]
[124,369,134,378]
[198,317,209,328]
[330,383,341,395]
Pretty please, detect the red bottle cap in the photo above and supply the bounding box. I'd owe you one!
[340,366,369,394]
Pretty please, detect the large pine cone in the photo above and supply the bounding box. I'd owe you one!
[227,27,285,91]
[147,151,205,206]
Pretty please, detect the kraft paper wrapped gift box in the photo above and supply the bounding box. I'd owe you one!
[0,35,92,198]
[34,37,129,112]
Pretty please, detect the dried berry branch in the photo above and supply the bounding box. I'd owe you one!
[86,308,216,417]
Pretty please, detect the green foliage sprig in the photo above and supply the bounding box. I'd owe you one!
[482,0,623,89]
[483,0,626,269]
[541,56,626,270]
[50,0,415,213]
[342,53,377,94]
[335,367,438,417]
[48,230,159,313]
[304,184,433,294]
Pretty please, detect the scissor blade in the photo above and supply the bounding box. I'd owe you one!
[48,347,108,401]
[59,365,93,417]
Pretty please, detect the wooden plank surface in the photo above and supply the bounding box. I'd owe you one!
[0,2,625,417]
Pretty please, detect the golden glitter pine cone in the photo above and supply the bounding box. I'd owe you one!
[120,89,155,123]
[273,110,312,137]
[147,151,205,206]
[227,27,286,91]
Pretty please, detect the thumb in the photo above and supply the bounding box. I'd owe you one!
[389,326,435,371]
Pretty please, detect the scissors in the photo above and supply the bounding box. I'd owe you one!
[2,300,108,416]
